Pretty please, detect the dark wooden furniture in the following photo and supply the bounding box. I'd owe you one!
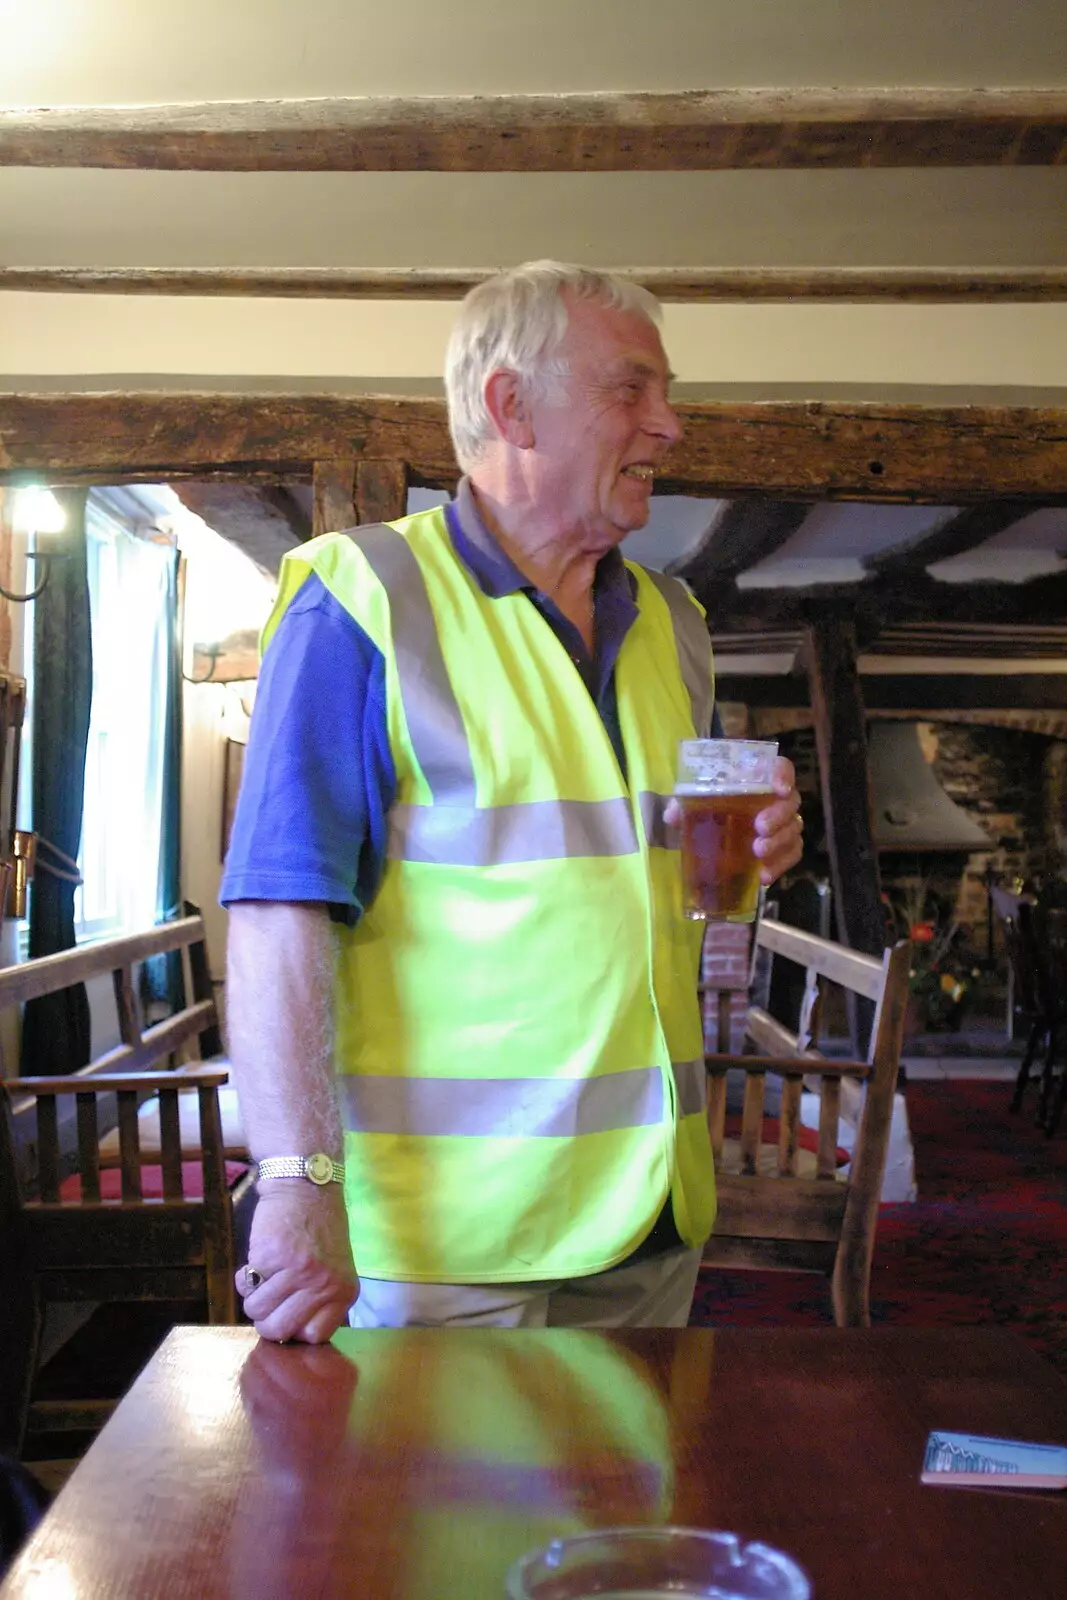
[993,886,1067,1136]
[703,919,911,1327]
[0,917,245,1457]
[2,1325,1064,1599]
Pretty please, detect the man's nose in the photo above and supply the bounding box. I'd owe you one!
[646,390,683,447]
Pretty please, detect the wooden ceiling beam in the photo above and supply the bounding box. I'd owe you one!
[865,500,1037,577]
[676,500,811,614]
[171,482,310,574]
[4,395,1067,505]
[4,267,1067,302]
[714,572,1067,630]
[2,89,1066,171]
[715,672,1067,712]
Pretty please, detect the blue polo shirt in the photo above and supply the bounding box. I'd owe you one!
[221,480,713,922]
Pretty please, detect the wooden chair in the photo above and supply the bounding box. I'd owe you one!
[993,886,1067,1135]
[702,919,912,1327]
[0,917,247,1457]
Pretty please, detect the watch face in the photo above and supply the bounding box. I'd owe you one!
[306,1152,334,1185]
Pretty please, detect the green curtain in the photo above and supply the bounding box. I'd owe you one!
[21,489,93,1076]
[142,545,184,1013]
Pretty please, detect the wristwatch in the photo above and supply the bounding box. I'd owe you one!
[256,1153,345,1186]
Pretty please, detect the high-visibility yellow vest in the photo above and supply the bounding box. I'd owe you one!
[263,503,717,1282]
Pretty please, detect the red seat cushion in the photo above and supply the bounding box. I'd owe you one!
[58,1160,249,1202]
[723,1114,850,1167]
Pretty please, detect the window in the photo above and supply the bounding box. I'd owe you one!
[75,494,174,941]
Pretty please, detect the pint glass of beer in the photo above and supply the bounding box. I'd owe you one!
[675,738,779,921]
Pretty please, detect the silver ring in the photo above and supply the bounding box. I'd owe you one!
[245,1267,264,1291]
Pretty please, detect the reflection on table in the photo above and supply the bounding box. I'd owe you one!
[2,1325,1065,1599]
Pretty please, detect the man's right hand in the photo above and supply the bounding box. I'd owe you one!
[237,1183,359,1344]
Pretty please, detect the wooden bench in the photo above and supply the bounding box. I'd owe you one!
[702,918,911,1327]
[0,916,249,1456]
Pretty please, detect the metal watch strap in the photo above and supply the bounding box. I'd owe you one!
[256,1153,345,1185]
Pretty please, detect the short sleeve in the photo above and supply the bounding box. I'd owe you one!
[219,573,396,922]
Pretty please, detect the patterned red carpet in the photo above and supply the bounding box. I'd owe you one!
[690,1079,1067,1373]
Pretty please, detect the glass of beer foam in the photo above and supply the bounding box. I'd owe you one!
[675,738,779,922]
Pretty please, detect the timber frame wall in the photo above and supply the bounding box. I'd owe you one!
[3,392,1067,504]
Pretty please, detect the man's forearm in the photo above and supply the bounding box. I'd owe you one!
[226,901,358,1342]
[226,901,343,1162]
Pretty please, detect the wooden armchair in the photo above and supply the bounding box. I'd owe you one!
[993,886,1067,1135]
[0,917,246,1457]
[702,919,911,1327]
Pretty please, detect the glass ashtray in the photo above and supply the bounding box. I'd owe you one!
[506,1526,811,1599]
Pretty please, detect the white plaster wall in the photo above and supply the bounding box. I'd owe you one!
[3,295,1067,389]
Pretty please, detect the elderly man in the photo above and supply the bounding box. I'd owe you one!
[221,262,803,1340]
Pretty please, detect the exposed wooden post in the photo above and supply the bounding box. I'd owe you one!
[805,617,887,960]
[312,457,357,536]
[355,460,409,526]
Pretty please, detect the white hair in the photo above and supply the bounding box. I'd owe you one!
[443,261,663,472]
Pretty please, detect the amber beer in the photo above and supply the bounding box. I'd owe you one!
[677,786,771,921]
[675,739,778,923]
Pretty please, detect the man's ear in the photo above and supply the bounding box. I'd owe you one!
[483,368,535,450]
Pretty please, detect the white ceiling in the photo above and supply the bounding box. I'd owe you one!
[4,168,1065,272]
[2,1,1065,390]
[4,1,1066,104]
[737,502,1067,588]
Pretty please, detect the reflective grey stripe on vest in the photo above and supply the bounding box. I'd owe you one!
[348,523,477,805]
[389,795,638,866]
[637,790,676,852]
[641,568,714,737]
[352,522,641,864]
[673,1057,708,1119]
[340,1059,706,1138]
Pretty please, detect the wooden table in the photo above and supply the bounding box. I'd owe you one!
[4,1326,1066,1598]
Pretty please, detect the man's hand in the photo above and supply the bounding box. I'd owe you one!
[237,1183,359,1344]
[752,755,804,885]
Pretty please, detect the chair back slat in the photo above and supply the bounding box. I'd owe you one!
[197,1086,228,1197]
[797,967,822,1052]
[713,989,732,1054]
[75,1092,101,1202]
[816,1076,842,1179]
[116,1091,142,1201]
[755,919,884,1000]
[707,1069,727,1159]
[158,1089,184,1200]
[0,917,208,1010]
[35,1095,60,1203]
[739,1072,765,1176]
[178,945,201,1064]
[111,963,143,1048]
[90,1001,216,1078]
[777,1074,803,1176]
[746,1007,813,1060]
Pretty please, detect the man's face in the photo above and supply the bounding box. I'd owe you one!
[523,294,683,551]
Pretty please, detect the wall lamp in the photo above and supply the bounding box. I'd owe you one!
[0,488,68,603]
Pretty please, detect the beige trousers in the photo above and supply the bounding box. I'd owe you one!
[347,1246,703,1329]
